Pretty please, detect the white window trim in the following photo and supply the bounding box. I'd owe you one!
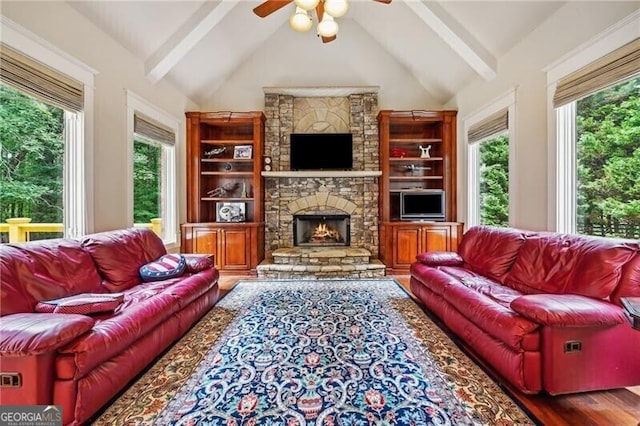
[463,89,517,228]
[125,90,179,249]
[545,10,640,232]
[1,16,97,237]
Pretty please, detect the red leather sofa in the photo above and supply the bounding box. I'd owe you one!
[410,225,640,395]
[0,228,220,425]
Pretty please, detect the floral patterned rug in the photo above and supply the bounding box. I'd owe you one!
[94,279,535,425]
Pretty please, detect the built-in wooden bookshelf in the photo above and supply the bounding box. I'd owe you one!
[181,111,265,275]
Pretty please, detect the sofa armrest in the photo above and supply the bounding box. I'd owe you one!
[510,294,628,327]
[183,253,215,273]
[415,251,463,267]
[0,313,94,356]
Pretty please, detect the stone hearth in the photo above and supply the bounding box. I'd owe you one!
[256,247,386,279]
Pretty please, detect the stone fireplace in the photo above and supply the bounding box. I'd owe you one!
[262,87,380,256]
[293,214,350,247]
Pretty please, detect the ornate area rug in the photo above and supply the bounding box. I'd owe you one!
[95,279,535,425]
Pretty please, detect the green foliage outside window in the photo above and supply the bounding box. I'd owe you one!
[479,134,509,227]
[576,77,640,238]
[133,139,161,223]
[0,85,64,224]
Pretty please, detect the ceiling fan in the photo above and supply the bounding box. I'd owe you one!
[253,0,392,44]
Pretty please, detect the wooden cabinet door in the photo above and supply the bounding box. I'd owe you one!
[219,227,251,270]
[190,227,220,267]
[423,224,453,252]
[393,226,422,269]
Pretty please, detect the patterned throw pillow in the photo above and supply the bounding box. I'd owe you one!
[139,254,186,282]
[35,293,124,315]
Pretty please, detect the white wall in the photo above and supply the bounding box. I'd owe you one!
[201,18,440,111]
[1,1,199,233]
[451,2,640,231]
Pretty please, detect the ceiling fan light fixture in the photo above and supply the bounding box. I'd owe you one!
[290,7,313,32]
[324,0,349,18]
[317,14,339,37]
[294,0,320,11]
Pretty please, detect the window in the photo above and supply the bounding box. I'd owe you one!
[477,134,509,226]
[0,19,95,241]
[126,91,178,247]
[465,91,515,228]
[0,84,64,241]
[133,137,162,224]
[556,76,639,238]
[550,30,639,237]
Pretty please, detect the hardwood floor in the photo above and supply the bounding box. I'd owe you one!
[218,274,640,426]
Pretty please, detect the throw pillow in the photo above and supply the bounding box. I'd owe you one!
[35,293,124,315]
[139,254,186,282]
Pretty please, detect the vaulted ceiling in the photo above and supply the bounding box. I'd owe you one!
[69,1,565,105]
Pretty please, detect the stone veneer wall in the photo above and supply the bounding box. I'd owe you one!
[263,91,380,256]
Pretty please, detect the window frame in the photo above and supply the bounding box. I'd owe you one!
[2,16,96,238]
[125,90,179,249]
[545,13,640,232]
[463,89,516,228]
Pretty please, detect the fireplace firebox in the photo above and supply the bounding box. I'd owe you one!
[293,214,350,247]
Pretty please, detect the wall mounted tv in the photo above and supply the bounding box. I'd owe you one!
[400,190,446,221]
[290,133,353,171]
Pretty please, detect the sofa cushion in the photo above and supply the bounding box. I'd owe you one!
[0,240,105,316]
[505,233,637,299]
[409,263,461,296]
[0,313,95,356]
[81,228,167,292]
[35,293,124,315]
[457,226,526,281]
[56,288,181,379]
[55,274,215,379]
[510,294,628,327]
[139,254,186,282]
[442,281,539,351]
[611,251,640,306]
[439,267,525,303]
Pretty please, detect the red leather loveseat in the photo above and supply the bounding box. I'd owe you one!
[410,225,640,395]
[0,228,220,425]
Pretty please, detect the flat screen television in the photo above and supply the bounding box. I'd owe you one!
[400,190,446,221]
[290,133,353,170]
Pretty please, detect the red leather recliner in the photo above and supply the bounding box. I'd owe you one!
[0,228,220,425]
[410,225,640,395]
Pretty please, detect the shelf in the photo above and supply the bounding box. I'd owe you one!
[201,158,253,163]
[390,138,442,143]
[390,176,443,180]
[201,139,254,145]
[262,170,382,178]
[389,157,443,161]
[201,197,255,202]
[390,189,445,193]
[201,171,254,176]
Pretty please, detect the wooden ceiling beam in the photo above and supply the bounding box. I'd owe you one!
[404,0,497,80]
[145,0,238,84]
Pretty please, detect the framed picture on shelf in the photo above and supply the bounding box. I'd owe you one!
[216,202,246,222]
[233,145,252,159]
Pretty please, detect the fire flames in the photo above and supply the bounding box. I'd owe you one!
[309,222,341,243]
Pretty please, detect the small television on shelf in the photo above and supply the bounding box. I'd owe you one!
[400,190,446,221]
[290,133,353,170]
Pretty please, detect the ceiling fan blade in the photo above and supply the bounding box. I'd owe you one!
[253,0,293,18]
[322,35,337,43]
[373,0,392,3]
